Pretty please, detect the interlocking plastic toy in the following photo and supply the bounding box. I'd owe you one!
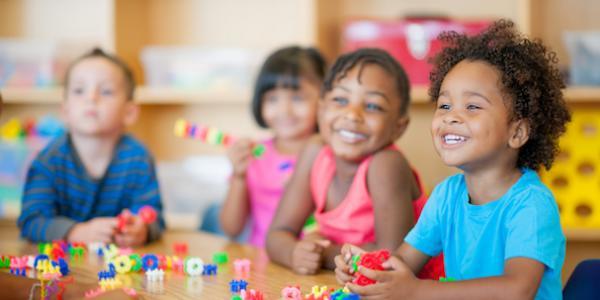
[233,258,251,273]
[117,205,158,231]
[281,285,302,300]
[213,252,229,264]
[142,254,159,271]
[184,257,204,276]
[0,256,11,268]
[173,242,188,255]
[202,263,217,275]
[330,287,360,300]
[174,119,266,158]
[240,288,265,300]
[112,255,132,274]
[304,285,330,300]
[145,269,165,282]
[352,249,391,286]
[229,279,248,293]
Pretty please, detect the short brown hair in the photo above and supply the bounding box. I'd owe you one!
[64,48,135,100]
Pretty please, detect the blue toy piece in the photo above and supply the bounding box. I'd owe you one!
[142,254,159,271]
[53,258,69,276]
[33,254,49,268]
[202,263,218,275]
[98,264,116,280]
[229,279,248,293]
[563,259,600,300]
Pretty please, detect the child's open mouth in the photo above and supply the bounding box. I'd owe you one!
[337,129,367,143]
[442,134,467,146]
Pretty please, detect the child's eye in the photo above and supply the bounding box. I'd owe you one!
[291,94,304,102]
[100,89,114,96]
[365,103,384,112]
[437,103,451,110]
[71,87,85,95]
[332,97,348,105]
[466,104,481,110]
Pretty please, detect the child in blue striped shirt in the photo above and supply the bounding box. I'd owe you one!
[17,48,164,247]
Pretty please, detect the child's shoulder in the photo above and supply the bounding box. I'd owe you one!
[506,169,556,210]
[34,133,71,164]
[117,134,154,159]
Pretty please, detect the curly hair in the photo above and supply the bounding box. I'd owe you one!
[429,19,571,171]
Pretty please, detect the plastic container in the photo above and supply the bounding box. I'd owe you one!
[564,32,600,86]
[342,18,491,85]
[140,46,262,90]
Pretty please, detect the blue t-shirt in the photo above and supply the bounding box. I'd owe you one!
[405,168,565,299]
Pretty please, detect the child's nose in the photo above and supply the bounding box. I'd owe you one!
[342,104,364,122]
[442,110,462,124]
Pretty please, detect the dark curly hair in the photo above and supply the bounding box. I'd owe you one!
[322,48,411,115]
[252,46,327,128]
[429,19,571,171]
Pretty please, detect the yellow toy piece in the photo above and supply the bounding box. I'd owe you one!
[174,119,187,137]
[1,118,24,139]
[112,255,132,274]
[541,110,600,228]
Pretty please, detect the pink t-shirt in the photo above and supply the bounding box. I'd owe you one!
[310,145,445,279]
[246,139,296,247]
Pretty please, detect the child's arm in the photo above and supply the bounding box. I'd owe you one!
[266,138,324,274]
[321,150,417,269]
[17,160,87,242]
[219,138,253,237]
[351,248,544,299]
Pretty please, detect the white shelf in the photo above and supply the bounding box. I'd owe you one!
[2,86,599,105]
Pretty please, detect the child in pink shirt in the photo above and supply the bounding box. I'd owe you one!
[266,48,444,279]
[219,46,327,247]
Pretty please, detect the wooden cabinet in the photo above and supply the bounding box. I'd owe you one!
[1,0,599,281]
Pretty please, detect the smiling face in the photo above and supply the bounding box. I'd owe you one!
[431,59,521,171]
[261,78,320,141]
[319,63,408,162]
[63,57,137,137]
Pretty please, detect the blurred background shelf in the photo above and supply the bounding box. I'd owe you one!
[4,86,600,104]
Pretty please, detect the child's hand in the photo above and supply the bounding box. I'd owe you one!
[347,255,419,299]
[67,217,117,243]
[291,239,331,275]
[114,210,148,248]
[226,138,254,177]
[334,243,366,284]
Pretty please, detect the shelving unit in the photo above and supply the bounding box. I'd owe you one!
[4,86,600,105]
[1,0,599,282]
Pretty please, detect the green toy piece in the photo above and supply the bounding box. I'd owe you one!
[213,252,229,264]
[252,144,266,158]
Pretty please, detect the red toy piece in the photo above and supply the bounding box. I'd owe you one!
[117,206,157,231]
[138,205,157,224]
[173,242,188,256]
[353,249,391,286]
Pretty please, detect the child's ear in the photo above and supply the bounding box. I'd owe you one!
[123,102,139,126]
[508,119,530,149]
[392,115,410,141]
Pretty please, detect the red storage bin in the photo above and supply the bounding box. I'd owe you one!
[342,18,492,85]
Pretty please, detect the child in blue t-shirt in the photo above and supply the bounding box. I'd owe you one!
[335,20,570,299]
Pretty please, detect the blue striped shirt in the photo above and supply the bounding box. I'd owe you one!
[17,133,164,242]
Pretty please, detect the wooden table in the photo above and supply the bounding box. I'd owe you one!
[0,221,340,299]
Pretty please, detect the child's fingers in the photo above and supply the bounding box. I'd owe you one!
[314,239,331,251]
[335,267,354,284]
[358,266,390,282]
[341,244,365,262]
[346,282,385,298]
[381,256,406,271]
[334,254,349,270]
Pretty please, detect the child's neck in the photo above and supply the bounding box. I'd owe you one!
[273,136,311,155]
[70,132,121,180]
[464,164,523,205]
